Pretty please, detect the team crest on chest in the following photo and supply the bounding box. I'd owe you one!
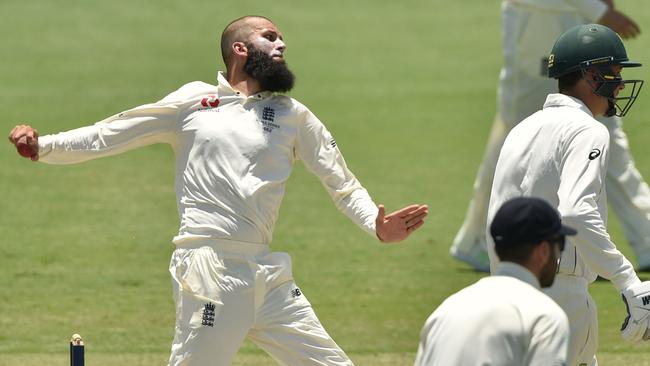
[259,106,280,133]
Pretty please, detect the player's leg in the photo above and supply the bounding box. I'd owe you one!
[167,246,256,366]
[600,115,650,271]
[249,252,354,366]
[451,2,559,271]
[450,114,508,272]
[544,275,598,366]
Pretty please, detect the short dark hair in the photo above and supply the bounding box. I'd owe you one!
[220,15,273,67]
[558,70,583,92]
[495,241,537,263]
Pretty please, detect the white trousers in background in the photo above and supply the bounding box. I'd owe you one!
[167,239,353,366]
[544,275,598,366]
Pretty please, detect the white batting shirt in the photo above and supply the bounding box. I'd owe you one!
[38,72,379,245]
[487,93,640,291]
[414,262,569,366]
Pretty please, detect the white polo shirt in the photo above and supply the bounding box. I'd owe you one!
[38,72,379,245]
[414,262,569,366]
[487,93,640,291]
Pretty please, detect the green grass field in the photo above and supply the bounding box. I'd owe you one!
[1,0,650,365]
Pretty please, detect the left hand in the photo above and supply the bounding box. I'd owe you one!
[375,204,428,243]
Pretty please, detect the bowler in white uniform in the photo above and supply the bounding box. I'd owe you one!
[488,24,648,365]
[415,197,571,366]
[8,15,428,366]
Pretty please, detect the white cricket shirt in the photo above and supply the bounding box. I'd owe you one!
[487,93,640,291]
[414,262,569,366]
[38,72,379,245]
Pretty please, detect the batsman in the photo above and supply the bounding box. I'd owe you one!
[487,24,650,365]
[8,15,428,366]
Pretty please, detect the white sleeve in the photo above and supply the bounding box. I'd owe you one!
[38,101,179,164]
[557,126,640,291]
[295,107,378,237]
[565,0,609,22]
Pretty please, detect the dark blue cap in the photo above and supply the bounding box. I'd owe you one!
[490,197,577,247]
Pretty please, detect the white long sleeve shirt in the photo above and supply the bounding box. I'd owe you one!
[487,94,640,291]
[414,262,569,366]
[38,72,379,245]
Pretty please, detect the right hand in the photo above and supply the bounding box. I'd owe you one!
[620,281,650,342]
[598,8,641,39]
[8,124,40,161]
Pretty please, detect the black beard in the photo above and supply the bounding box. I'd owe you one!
[244,46,295,93]
[539,249,559,288]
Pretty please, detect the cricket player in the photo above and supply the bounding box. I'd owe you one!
[8,16,428,366]
[451,0,650,273]
[487,24,650,365]
[415,197,571,366]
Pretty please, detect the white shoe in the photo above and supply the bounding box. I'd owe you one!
[450,242,490,272]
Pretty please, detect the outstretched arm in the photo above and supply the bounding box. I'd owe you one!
[375,204,428,243]
[8,101,179,165]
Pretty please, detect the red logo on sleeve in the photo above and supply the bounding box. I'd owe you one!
[201,95,220,108]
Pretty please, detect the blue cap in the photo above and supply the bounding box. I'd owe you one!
[490,197,577,247]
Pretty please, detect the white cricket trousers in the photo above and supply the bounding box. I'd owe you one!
[167,239,354,366]
[544,275,598,366]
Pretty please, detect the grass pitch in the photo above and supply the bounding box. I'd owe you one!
[1,0,650,365]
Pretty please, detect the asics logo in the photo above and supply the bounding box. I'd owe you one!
[588,149,601,160]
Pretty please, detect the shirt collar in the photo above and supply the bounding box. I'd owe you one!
[493,262,541,290]
[543,93,594,117]
[217,71,273,100]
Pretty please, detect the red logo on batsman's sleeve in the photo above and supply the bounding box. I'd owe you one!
[201,95,220,108]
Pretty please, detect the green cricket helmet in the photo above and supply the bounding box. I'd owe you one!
[547,24,644,117]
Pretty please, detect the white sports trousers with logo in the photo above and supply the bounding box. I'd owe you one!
[38,72,380,365]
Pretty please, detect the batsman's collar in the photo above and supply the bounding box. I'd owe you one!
[490,197,577,248]
[543,93,594,117]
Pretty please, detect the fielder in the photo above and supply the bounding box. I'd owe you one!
[487,24,650,365]
[415,197,571,366]
[8,15,428,366]
[451,0,650,272]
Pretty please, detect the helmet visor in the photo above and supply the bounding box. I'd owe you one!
[581,58,644,117]
[612,79,644,117]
